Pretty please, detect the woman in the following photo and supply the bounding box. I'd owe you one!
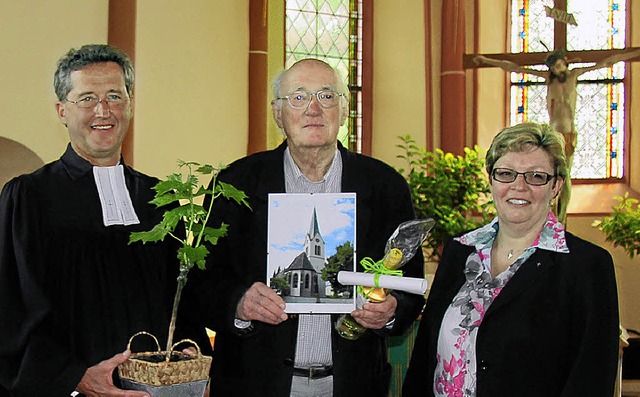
[403,122,619,396]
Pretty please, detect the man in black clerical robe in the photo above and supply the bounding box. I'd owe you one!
[0,44,179,396]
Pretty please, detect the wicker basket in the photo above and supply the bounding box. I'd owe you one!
[118,331,212,386]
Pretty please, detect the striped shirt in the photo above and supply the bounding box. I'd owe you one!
[284,146,342,369]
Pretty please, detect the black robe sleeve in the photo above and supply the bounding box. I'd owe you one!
[0,178,87,395]
[0,151,177,397]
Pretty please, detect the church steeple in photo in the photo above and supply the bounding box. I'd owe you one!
[304,207,326,273]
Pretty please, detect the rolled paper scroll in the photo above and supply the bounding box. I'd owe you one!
[337,271,428,295]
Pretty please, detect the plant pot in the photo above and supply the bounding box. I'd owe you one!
[120,378,209,397]
[118,332,212,397]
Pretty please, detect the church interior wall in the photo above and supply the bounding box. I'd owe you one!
[1,0,638,329]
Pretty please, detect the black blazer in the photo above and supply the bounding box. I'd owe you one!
[403,231,619,397]
[182,141,425,397]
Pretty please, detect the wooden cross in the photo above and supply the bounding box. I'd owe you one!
[462,0,640,69]
[464,48,640,70]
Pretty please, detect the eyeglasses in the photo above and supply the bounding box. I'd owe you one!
[65,94,128,109]
[491,168,556,186]
[277,89,344,109]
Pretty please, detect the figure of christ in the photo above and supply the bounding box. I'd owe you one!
[475,48,640,166]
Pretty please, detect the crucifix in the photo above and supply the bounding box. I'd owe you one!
[462,1,640,168]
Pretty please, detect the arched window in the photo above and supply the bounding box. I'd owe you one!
[285,0,366,153]
[293,273,299,288]
[304,273,310,288]
[510,0,629,179]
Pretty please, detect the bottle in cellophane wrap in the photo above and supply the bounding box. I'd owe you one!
[335,218,435,340]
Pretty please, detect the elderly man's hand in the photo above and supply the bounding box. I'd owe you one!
[236,282,288,325]
[350,294,397,329]
[76,350,150,397]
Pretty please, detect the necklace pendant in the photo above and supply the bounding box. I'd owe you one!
[507,249,514,260]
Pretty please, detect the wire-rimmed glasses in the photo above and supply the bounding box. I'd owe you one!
[65,94,129,109]
[277,89,344,109]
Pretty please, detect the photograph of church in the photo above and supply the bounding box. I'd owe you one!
[273,207,328,298]
[267,193,356,314]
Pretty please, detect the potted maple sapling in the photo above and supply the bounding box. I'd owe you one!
[118,160,249,396]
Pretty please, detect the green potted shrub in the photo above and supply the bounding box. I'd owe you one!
[395,135,495,264]
[592,192,640,259]
[118,160,249,396]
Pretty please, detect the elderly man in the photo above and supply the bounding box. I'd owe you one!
[183,59,425,397]
[0,44,178,397]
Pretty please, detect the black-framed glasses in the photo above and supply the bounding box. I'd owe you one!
[277,89,344,109]
[65,94,128,109]
[491,168,556,186]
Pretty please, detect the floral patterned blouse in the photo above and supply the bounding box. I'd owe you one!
[433,211,569,397]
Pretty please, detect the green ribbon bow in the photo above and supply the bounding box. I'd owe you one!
[357,256,403,298]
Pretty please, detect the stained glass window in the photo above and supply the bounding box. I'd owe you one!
[285,0,363,152]
[510,0,627,179]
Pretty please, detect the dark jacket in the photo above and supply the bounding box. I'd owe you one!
[403,231,619,397]
[0,145,177,397]
[182,141,425,396]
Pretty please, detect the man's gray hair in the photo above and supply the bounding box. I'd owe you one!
[54,44,134,101]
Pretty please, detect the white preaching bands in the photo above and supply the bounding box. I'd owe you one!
[93,165,140,227]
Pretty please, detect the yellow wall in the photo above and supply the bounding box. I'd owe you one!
[267,1,287,149]
[371,1,427,169]
[0,0,109,163]
[133,0,249,179]
[473,0,510,151]
[1,0,638,329]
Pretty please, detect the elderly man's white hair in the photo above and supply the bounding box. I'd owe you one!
[271,59,349,109]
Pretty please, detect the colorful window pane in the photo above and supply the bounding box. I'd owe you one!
[510,0,627,179]
[285,0,363,152]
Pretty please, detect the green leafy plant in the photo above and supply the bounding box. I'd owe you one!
[592,193,640,259]
[129,160,250,356]
[396,135,495,262]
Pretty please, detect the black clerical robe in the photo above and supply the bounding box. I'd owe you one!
[0,145,177,397]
